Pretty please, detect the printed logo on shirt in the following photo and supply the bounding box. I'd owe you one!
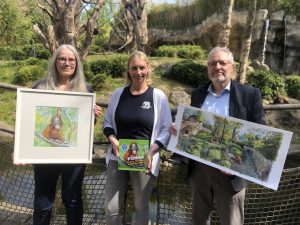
[141,101,152,109]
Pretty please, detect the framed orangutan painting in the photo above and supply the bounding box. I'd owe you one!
[14,88,95,164]
[168,104,293,190]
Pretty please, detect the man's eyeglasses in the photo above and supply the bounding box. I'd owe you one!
[208,60,231,67]
[57,57,76,65]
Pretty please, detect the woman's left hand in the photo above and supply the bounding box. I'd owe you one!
[147,143,159,174]
[94,105,102,117]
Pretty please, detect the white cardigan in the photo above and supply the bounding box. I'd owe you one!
[102,87,172,176]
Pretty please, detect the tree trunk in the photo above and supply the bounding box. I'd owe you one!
[237,0,257,84]
[218,0,234,48]
[80,0,104,59]
[267,0,274,15]
[122,0,148,53]
[33,0,104,59]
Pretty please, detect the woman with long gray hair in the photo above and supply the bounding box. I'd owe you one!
[32,44,101,225]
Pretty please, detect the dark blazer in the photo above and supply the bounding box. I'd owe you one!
[190,80,265,191]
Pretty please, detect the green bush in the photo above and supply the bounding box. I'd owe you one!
[246,70,287,101]
[91,72,110,91]
[33,44,51,59]
[0,47,13,60]
[23,57,40,65]
[89,54,128,78]
[165,60,209,87]
[0,44,50,60]
[83,61,94,82]
[90,59,111,75]
[0,46,28,60]
[285,75,300,99]
[23,57,48,69]
[12,65,45,86]
[11,48,27,60]
[109,55,128,78]
[154,45,177,57]
[153,45,207,60]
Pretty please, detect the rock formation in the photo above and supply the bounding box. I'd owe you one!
[110,9,300,75]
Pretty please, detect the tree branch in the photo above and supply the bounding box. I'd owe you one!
[80,0,104,59]
[33,24,50,49]
[37,3,54,20]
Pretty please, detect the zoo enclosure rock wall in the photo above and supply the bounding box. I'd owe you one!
[110,9,300,75]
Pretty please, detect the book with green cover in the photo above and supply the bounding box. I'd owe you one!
[118,139,149,172]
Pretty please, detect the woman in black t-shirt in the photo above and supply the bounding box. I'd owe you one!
[103,51,172,225]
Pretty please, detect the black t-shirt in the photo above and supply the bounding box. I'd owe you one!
[115,86,154,140]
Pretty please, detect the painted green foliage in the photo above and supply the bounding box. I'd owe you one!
[177,107,284,180]
[34,106,78,147]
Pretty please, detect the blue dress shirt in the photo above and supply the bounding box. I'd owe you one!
[201,81,231,117]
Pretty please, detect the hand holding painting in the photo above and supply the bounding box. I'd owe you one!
[13,44,101,225]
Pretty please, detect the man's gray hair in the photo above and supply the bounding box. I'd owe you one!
[207,47,234,64]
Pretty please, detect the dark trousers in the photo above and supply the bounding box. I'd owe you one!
[190,162,245,225]
[33,164,86,225]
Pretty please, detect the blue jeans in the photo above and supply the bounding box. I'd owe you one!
[105,160,154,225]
[33,164,86,225]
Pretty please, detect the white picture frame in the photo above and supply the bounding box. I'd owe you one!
[168,104,293,190]
[14,88,96,164]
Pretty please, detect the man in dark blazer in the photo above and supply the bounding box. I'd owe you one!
[187,47,264,225]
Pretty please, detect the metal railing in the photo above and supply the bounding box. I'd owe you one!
[1,82,300,224]
[1,138,300,225]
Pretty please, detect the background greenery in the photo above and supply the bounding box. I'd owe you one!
[0,0,299,144]
[1,45,300,144]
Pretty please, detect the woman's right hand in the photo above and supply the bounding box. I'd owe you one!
[108,135,119,156]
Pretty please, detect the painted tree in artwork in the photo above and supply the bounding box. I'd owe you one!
[260,131,282,161]
[243,127,283,161]
[210,115,225,143]
[223,120,243,143]
[219,118,229,144]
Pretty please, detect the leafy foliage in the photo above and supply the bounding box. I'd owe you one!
[152,45,207,60]
[246,70,287,101]
[0,44,50,60]
[275,0,300,19]
[89,54,128,78]
[0,0,34,47]
[0,91,16,125]
[164,60,209,87]
[91,72,111,91]
[12,65,45,86]
[285,75,300,99]
[84,54,128,91]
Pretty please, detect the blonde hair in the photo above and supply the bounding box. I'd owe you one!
[41,44,87,92]
[126,51,152,85]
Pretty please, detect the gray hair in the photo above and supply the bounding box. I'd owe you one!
[207,47,234,64]
[42,44,87,92]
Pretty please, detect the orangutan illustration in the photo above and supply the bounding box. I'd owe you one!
[42,108,64,143]
[123,142,139,162]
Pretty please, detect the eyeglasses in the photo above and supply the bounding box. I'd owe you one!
[208,60,231,67]
[56,57,76,65]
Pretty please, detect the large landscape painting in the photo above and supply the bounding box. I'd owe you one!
[168,105,293,190]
